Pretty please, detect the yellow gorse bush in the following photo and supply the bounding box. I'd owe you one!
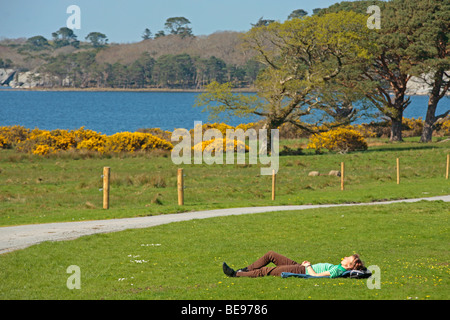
[0,134,9,149]
[0,125,30,147]
[192,138,250,153]
[308,126,368,153]
[33,144,53,156]
[437,116,450,136]
[0,126,173,155]
[189,122,256,136]
[105,132,173,153]
[189,122,254,153]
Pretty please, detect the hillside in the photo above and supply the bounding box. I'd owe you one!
[96,32,248,66]
[0,31,261,89]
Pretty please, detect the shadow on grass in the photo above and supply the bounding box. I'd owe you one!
[365,144,440,153]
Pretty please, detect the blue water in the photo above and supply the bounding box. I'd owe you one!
[0,90,448,135]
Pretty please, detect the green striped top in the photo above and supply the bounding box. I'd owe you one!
[306,263,347,278]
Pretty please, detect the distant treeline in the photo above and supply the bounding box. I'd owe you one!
[37,50,263,89]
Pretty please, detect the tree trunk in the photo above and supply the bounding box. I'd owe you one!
[259,119,283,154]
[390,117,403,142]
[389,91,407,142]
[420,69,447,143]
[420,97,438,143]
[259,123,273,155]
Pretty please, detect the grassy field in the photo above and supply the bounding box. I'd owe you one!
[0,137,449,300]
[0,201,448,300]
[0,138,449,226]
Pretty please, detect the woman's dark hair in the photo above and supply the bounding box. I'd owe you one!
[351,254,365,270]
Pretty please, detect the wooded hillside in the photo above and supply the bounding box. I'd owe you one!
[0,30,261,89]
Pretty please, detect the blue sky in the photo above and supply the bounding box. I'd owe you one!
[1,0,344,43]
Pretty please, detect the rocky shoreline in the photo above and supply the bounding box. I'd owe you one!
[0,67,448,95]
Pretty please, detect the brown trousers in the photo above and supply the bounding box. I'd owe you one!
[236,251,305,277]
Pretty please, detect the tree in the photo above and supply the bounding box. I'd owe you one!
[153,54,195,88]
[142,28,153,40]
[130,52,155,87]
[0,58,13,68]
[332,0,450,142]
[322,1,416,141]
[195,12,375,151]
[251,17,275,27]
[52,27,79,48]
[40,54,74,86]
[312,8,322,15]
[241,58,264,85]
[105,62,131,88]
[26,36,49,50]
[85,32,108,48]
[154,30,165,38]
[164,17,193,38]
[288,9,308,19]
[74,51,98,87]
[393,0,450,142]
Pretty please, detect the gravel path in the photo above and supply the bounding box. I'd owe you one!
[1,195,448,255]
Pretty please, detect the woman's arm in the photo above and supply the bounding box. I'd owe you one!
[305,265,331,277]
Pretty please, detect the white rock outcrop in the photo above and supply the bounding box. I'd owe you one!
[406,72,450,96]
[0,68,16,86]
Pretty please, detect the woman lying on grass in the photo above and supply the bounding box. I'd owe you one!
[222,250,365,278]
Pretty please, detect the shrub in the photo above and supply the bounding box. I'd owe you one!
[49,129,77,150]
[77,136,107,153]
[307,127,368,153]
[350,124,377,138]
[137,128,172,142]
[0,134,9,149]
[0,125,31,148]
[435,115,450,136]
[17,129,55,153]
[189,122,257,136]
[33,144,53,155]
[402,117,423,137]
[192,138,249,154]
[104,132,173,153]
[16,128,76,154]
[189,122,233,137]
[6,126,173,155]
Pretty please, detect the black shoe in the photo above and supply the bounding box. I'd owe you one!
[222,262,236,277]
[236,267,248,272]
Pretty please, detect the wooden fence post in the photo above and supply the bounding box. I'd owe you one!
[341,162,345,191]
[177,168,184,205]
[446,154,449,180]
[103,167,110,209]
[272,169,276,200]
[397,158,400,185]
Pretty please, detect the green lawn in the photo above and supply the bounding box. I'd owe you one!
[0,201,448,300]
[0,138,449,226]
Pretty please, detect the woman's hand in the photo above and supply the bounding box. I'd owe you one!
[301,261,311,267]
